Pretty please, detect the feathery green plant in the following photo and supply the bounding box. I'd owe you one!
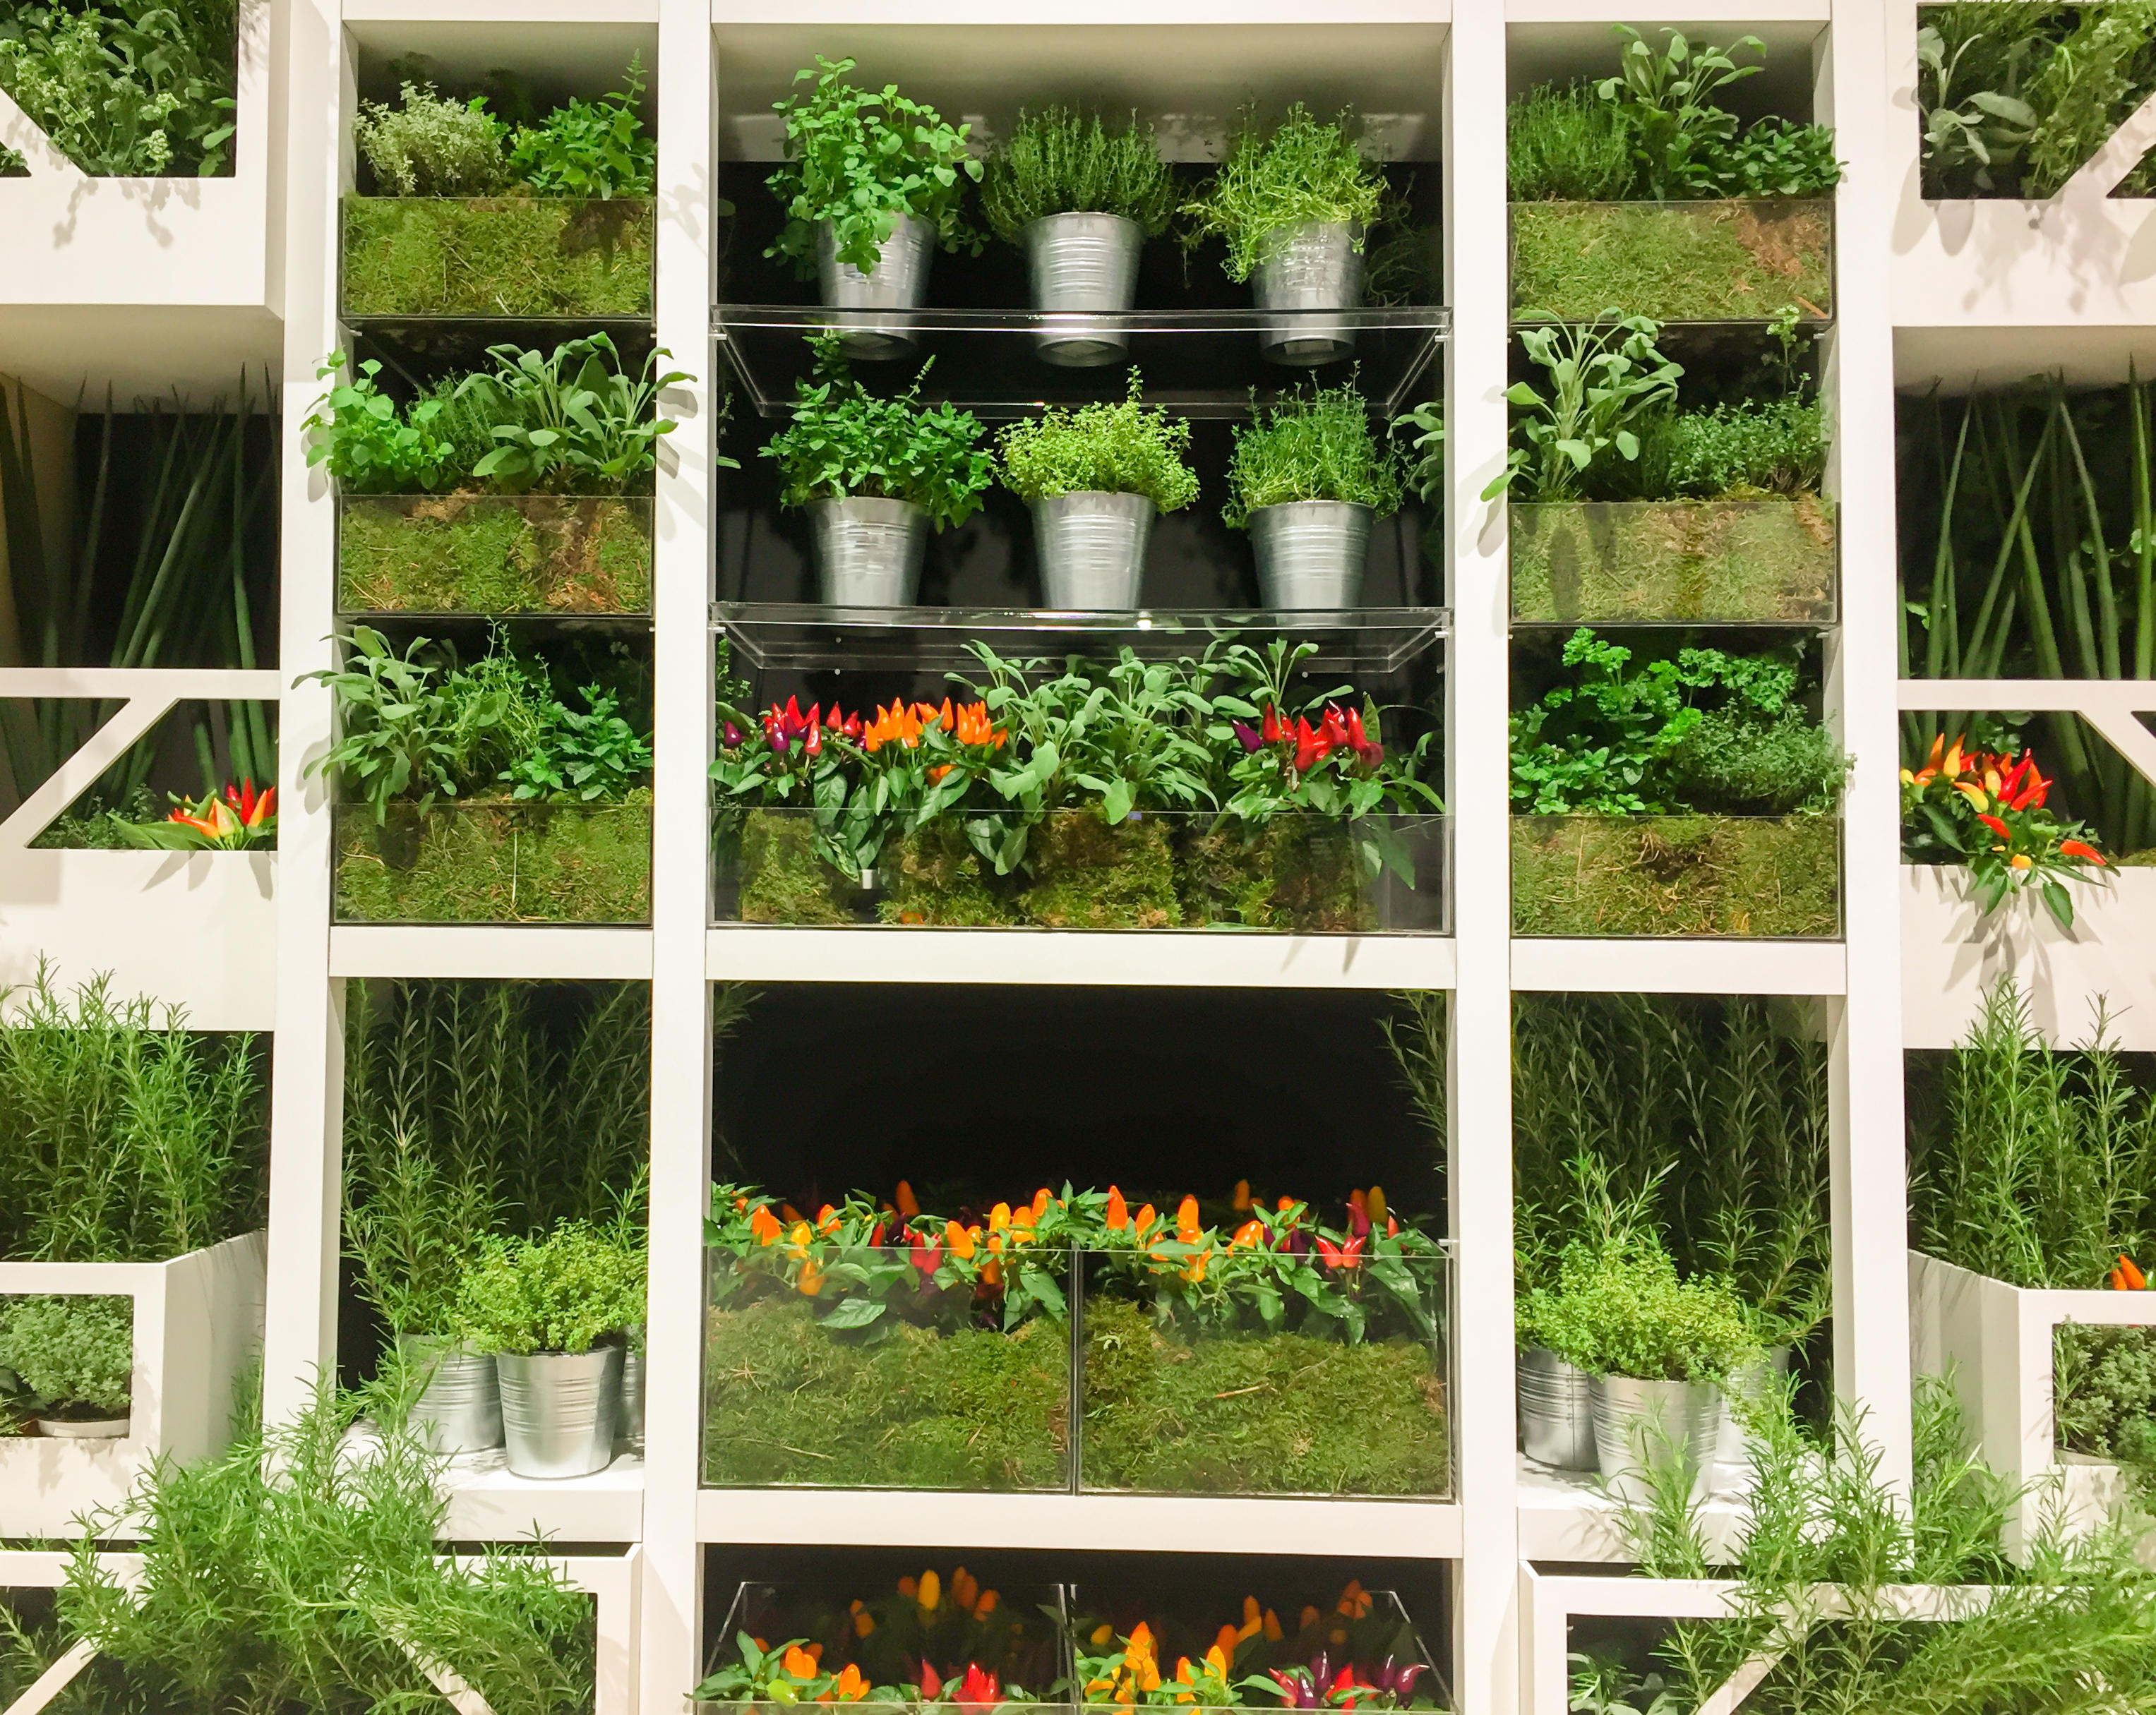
[979,107,1175,241]
[1507,82,1634,200]
[1180,104,1389,284]
[1222,381,1404,526]
[995,374,1198,512]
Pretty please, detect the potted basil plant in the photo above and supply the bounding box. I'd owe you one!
[996,374,1199,607]
[981,107,1175,367]
[0,1296,133,1438]
[765,343,993,606]
[767,56,982,360]
[1182,104,1389,366]
[1223,383,1404,608]
[453,1222,644,1480]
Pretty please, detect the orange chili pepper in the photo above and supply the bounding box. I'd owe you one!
[748,1205,781,1245]
[895,1180,920,1218]
[1105,1186,1129,1231]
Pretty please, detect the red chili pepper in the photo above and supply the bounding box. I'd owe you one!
[1978,812,2012,841]
[2061,839,2107,865]
[1262,704,1283,745]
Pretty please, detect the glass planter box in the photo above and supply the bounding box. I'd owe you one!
[712,808,1450,934]
[1075,1246,1453,1499]
[340,196,656,320]
[337,494,654,617]
[1511,812,1841,937]
[1511,499,1837,625]
[1509,199,1833,323]
[332,800,653,925]
[700,1244,1071,1491]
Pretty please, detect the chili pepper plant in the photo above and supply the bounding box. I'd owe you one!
[1900,733,2108,928]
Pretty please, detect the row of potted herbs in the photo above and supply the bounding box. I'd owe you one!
[702,1183,1451,1498]
[695,1572,1440,1713]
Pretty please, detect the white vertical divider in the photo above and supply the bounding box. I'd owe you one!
[260,0,346,1428]
[642,1,719,1705]
[1819,1,1913,1492]
[1444,4,1519,1709]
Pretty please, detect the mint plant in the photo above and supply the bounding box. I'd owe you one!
[504,56,657,198]
[302,356,456,495]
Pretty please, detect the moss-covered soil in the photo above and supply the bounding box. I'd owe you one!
[701,1295,1068,1490]
[339,494,652,614]
[334,795,652,924]
[1511,812,1840,937]
[1511,199,1833,323]
[1079,1298,1451,1497]
[1511,498,1837,625]
[341,197,655,318]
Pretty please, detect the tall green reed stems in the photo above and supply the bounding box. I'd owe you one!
[0,378,278,812]
[1899,373,2156,852]
[1909,976,2156,1290]
[1511,992,1830,1342]
[0,963,266,1261]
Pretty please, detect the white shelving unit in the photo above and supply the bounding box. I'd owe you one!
[5,0,2155,1711]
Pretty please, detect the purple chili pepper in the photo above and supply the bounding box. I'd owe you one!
[723,721,744,747]
[1233,720,1264,753]
[1310,1651,1329,1696]
[1287,1228,1310,1260]
[1395,1666,1427,1698]
[1349,1203,1371,1241]
[767,729,790,756]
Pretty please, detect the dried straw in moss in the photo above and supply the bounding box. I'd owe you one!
[1510,812,1839,937]
[1511,200,1831,323]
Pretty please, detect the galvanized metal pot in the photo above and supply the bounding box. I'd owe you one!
[399,1334,503,1456]
[818,215,933,360]
[1024,212,1144,367]
[1252,219,1365,366]
[1032,491,1154,608]
[1591,1373,1722,1505]
[811,497,928,606]
[1249,500,1373,608]
[1711,1344,1793,1494]
[495,1346,623,1480]
[1517,1347,1597,1471]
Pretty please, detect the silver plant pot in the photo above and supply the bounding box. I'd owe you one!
[818,215,933,360]
[1518,1347,1597,1471]
[1591,1373,1723,1505]
[34,1414,129,1439]
[811,497,928,606]
[399,1333,503,1457]
[1032,491,1155,608]
[1249,500,1373,609]
[617,1340,645,1457]
[495,1347,623,1481]
[1711,1344,1793,1493]
[1252,219,1365,366]
[1024,212,1143,367]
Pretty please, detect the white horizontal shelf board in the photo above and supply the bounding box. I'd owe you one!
[345,0,659,20]
[697,1489,1461,1556]
[713,2,1451,23]
[1900,865,2156,1049]
[1516,1457,1747,1563]
[330,926,654,981]
[1509,937,1845,994]
[438,1454,646,1544]
[706,926,1455,989]
[1508,2,1826,20]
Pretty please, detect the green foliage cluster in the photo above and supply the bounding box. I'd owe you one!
[56,1378,594,1714]
[766,56,981,276]
[1634,396,1826,500]
[1919,0,2156,198]
[1510,199,1834,323]
[980,106,1175,241]
[0,0,235,175]
[1510,994,1831,1344]
[2055,1322,2156,1499]
[1517,1215,1761,1383]
[301,625,652,823]
[1223,382,1406,526]
[0,965,265,1263]
[1485,318,1682,503]
[304,334,688,499]
[353,59,657,198]
[1180,104,1389,284]
[1507,27,1840,202]
[1510,627,1849,815]
[453,1220,644,1356]
[342,978,658,1338]
[342,196,655,319]
[995,375,1199,512]
[0,1295,131,1416]
[337,494,653,615]
[764,343,994,530]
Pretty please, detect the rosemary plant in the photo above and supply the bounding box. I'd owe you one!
[979,107,1175,242]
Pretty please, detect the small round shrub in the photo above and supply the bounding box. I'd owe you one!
[996,375,1199,512]
[0,1295,132,1416]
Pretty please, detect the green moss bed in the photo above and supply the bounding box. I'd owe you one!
[339,494,652,614]
[1511,812,1840,937]
[334,795,652,924]
[701,1294,1068,1490]
[727,808,1435,932]
[1511,498,1837,625]
[1511,199,1833,323]
[341,197,655,318]
[1079,1298,1451,1498]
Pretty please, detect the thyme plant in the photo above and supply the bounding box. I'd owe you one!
[354,80,504,195]
[995,374,1198,512]
[979,106,1175,241]
[1222,382,1405,526]
[1180,104,1389,283]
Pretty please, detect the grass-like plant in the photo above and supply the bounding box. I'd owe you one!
[766,55,981,276]
[0,0,236,175]
[763,343,993,530]
[1222,382,1404,526]
[0,965,265,1264]
[0,1295,132,1418]
[979,106,1175,242]
[1180,104,1389,284]
[995,374,1199,512]
[453,1220,645,1356]
[1507,83,1633,200]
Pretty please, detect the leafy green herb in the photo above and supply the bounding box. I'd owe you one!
[354,79,504,195]
[1223,381,1404,526]
[453,1220,645,1356]
[0,0,236,176]
[1180,104,1389,284]
[0,1295,131,1416]
[995,373,1198,512]
[1597,25,1764,201]
[504,55,656,198]
[980,106,1175,241]
[1486,316,1682,503]
[1507,82,1634,201]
